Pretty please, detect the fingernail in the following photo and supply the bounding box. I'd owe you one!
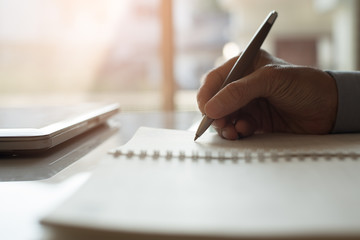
[221,129,231,139]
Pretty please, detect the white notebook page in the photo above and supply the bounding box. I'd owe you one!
[42,127,360,239]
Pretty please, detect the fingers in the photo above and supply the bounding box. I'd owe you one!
[254,50,289,69]
[204,67,270,119]
[234,115,258,137]
[196,50,291,140]
[212,113,258,140]
[197,50,284,116]
[197,57,238,113]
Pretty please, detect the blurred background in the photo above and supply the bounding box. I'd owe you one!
[0,0,359,110]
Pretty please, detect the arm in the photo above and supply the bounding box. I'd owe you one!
[327,71,360,133]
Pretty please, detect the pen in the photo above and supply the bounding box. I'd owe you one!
[194,11,278,141]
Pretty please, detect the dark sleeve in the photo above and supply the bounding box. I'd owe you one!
[326,71,360,133]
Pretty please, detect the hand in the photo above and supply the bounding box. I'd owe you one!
[196,50,338,140]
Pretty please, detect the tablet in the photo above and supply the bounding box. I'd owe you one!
[0,103,119,153]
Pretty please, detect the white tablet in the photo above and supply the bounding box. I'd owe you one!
[0,103,119,153]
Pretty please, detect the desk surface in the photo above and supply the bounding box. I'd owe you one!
[0,111,200,240]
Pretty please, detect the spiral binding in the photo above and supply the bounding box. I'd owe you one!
[108,148,360,161]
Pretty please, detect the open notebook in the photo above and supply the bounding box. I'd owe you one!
[42,127,360,239]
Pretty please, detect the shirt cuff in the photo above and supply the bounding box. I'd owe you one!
[327,71,360,133]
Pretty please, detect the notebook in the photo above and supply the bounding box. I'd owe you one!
[41,127,360,239]
[0,103,119,153]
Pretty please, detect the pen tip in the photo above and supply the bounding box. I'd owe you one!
[194,135,199,141]
[267,11,278,24]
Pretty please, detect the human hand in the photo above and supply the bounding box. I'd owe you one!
[196,50,338,140]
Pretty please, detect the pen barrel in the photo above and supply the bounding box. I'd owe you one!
[195,116,214,139]
[194,11,277,141]
[220,20,275,90]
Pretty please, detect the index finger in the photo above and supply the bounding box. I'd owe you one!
[196,57,238,113]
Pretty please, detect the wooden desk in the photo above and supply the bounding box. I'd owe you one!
[0,111,200,240]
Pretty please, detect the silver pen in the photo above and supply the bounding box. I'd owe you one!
[194,11,278,141]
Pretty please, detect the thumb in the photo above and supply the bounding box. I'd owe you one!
[204,67,270,119]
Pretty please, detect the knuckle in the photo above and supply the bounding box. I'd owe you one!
[261,63,282,75]
[197,69,223,113]
[253,50,275,69]
[196,89,207,113]
[205,68,222,84]
[196,96,204,112]
[224,81,247,104]
[258,64,284,95]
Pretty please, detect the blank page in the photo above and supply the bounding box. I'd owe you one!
[42,127,360,239]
